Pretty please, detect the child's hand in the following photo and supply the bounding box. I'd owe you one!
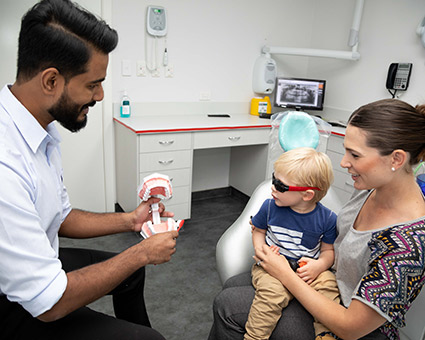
[269,245,280,255]
[249,218,255,234]
[295,257,322,284]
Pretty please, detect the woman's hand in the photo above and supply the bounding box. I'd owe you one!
[131,197,174,232]
[253,244,293,282]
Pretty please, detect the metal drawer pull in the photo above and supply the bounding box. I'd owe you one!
[158,159,174,165]
[345,180,354,187]
[228,136,241,141]
[159,140,175,145]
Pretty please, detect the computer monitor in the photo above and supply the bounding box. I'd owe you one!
[274,77,326,111]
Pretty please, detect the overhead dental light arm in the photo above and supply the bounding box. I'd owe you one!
[262,0,364,61]
[253,0,364,94]
[348,0,365,47]
[261,46,360,61]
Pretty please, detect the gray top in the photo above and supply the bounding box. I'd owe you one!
[333,190,389,307]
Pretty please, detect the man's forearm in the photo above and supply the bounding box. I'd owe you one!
[38,231,178,322]
[59,209,134,238]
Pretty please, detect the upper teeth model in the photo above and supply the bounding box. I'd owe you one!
[137,173,184,238]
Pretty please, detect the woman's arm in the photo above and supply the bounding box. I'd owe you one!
[255,245,386,340]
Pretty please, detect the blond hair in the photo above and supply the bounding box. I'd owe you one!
[274,147,334,203]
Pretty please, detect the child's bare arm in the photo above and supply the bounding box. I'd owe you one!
[252,226,267,256]
[297,242,335,284]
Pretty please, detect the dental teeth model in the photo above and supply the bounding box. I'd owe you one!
[138,173,184,238]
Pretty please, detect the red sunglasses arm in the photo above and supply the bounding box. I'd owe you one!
[287,186,321,191]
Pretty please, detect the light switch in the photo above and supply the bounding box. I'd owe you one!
[121,59,132,76]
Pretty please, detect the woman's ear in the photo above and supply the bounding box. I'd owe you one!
[40,67,64,95]
[391,149,408,171]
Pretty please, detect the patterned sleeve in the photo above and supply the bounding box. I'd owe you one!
[354,220,425,337]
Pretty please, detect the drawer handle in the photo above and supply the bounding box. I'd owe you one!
[158,159,174,165]
[228,136,241,141]
[159,140,175,145]
[345,180,354,187]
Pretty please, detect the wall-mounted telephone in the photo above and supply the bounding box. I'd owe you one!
[386,63,412,91]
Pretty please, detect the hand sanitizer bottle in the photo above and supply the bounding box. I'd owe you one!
[120,91,131,118]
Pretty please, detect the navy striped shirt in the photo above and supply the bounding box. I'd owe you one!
[251,199,337,260]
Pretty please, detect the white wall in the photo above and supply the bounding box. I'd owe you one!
[306,0,425,121]
[110,0,316,104]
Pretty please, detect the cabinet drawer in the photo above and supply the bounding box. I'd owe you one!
[333,169,355,194]
[166,185,190,205]
[139,168,191,188]
[327,150,344,170]
[327,135,345,154]
[139,133,192,153]
[331,186,353,206]
[139,150,192,172]
[193,129,269,149]
[165,202,190,220]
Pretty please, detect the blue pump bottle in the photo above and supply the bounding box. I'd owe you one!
[120,91,131,118]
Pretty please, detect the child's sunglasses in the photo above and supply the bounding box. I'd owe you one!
[272,173,321,193]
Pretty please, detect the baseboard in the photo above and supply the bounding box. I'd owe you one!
[192,186,249,202]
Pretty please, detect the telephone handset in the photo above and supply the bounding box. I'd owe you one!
[386,63,412,90]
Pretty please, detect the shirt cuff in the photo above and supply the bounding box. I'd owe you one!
[22,269,68,317]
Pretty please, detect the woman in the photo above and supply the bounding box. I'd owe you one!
[208,99,425,340]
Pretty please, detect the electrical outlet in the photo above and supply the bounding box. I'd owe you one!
[151,69,160,78]
[136,60,147,77]
[165,64,174,78]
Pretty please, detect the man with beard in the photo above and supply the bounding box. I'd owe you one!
[0,1,178,339]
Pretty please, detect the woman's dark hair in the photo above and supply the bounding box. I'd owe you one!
[17,0,118,82]
[348,99,425,166]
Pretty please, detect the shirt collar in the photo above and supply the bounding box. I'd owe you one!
[0,85,62,154]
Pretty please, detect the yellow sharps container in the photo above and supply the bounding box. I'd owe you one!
[250,96,271,116]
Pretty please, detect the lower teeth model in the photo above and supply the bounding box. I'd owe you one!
[138,173,184,238]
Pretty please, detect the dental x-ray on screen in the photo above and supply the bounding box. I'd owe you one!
[274,77,326,111]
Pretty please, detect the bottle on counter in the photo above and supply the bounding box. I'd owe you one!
[120,91,131,118]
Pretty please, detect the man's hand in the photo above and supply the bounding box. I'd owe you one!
[132,197,175,233]
[139,230,178,265]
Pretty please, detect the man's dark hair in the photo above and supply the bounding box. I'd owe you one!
[17,0,118,82]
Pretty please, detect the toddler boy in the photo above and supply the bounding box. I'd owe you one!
[245,147,339,340]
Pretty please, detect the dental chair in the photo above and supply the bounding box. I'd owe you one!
[215,111,425,340]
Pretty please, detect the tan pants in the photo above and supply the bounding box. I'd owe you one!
[244,262,340,340]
